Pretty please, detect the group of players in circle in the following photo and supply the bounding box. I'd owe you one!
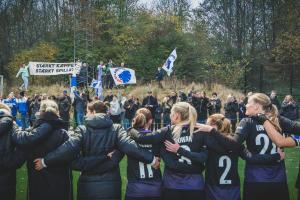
[0,92,299,200]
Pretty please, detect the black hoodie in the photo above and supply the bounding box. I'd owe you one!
[43,113,155,200]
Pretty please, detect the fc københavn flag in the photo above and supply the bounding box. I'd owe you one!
[110,68,137,85]
[162,48,177,76]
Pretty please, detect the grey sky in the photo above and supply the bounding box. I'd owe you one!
[139,0,203,9]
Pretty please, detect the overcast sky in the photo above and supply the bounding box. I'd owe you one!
[139,0,203,9]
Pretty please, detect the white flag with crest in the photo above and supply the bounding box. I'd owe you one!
[162,48,177,76]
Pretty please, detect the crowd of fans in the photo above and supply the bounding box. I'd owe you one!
[1,88,298,132]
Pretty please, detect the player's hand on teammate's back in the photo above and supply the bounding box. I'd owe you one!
[165,140,180,153]
[277,148,285,161]
[194,123,213,133]
[151,156,160,169]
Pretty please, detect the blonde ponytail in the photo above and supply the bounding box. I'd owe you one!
[249,93,282,132]
[207,114,231,136]
[265,104,282,132]
[171,102,197,140]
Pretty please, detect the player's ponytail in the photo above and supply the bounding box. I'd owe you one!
[171,102,197,140]
[207,114,231,136]
[132,108,153,129]
[249,93,282,132]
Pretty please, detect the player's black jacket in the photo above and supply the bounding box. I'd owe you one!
[0,112,25,200]
[43,113,155,200]
[211,116,300,183]
[127,128,162,181]
[12,111,72,200]
[204,130,280,187]
[130,125,207,174]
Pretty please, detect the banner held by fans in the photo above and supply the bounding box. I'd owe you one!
[29,62,82,75]
[162,48,177,76]
[110,68,136,85]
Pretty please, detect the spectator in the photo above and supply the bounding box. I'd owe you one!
[119,92,127,128]
[281,95,299,120]
[17,91,28,130]
[58,90,72,130]
[29,95,41,126]
[26,96,33,126]
[155,67,164,89]
[105,59,114,89]
[154,103,162,130]
[110,95,122,123]
[142,91,158,120]
[123,95,139,130]
[97,61,104,80]
[162,96,172,126]
[42,93,48,100]
[16,63,29,91]
[74,90,85,126]
[120,62,125,68]
[104,91,114,102]
[178,90,187,102]
[270,90,281,111]
[208,92,222,115]
[187,88,195,103]
[224,95,239,132]
[238,96,247,120]
[197,91,209,123]
[78,62,89,89]
[170,91,178,104]
[3,92,17,119]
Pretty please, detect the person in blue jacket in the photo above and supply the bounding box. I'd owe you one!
[3,92,17,119]
[16,91,28,130]
[16,63,30,91]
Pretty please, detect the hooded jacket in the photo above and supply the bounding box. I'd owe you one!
[43,113,155,200]
[0,111,25,200]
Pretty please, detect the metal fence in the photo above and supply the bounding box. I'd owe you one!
[246,63,300,101]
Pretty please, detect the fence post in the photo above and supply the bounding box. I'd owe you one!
[0,75,3,97]
[259,65,263,92]
[290,63,294,95]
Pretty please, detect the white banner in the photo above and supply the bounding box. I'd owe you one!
[110,67,136,85]
[29,62,82,75]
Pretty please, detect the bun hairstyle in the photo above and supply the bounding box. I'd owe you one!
[132,108,152,129]
[132,113,147,129]
[249,93,282,132]
[88,100,108,114]
[207,114,231,136]
[136,108,152,122]
[39,100,59,115]
[170,102,197,140]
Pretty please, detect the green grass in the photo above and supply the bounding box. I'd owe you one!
[16,148,300,200]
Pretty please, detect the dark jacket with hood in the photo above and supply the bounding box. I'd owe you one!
[43,113,155,200]
[281,101,299,120]
[12,111,73,200]
[0,110,25,200]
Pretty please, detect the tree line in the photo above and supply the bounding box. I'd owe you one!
[0,0,299,91]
